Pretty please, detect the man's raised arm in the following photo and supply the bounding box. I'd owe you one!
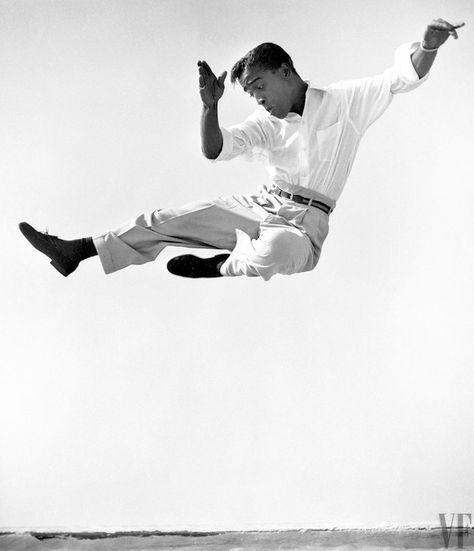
[410,18,465,78]
[198,60,227,160]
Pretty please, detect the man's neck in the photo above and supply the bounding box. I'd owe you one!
[289,78,309,116]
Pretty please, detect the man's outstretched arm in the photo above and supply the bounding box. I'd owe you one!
[411,18,465,78]
[198,60,227,160]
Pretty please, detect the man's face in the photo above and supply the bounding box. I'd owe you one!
[239,64,293,119]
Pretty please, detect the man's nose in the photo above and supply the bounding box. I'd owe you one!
[257,97,266,105]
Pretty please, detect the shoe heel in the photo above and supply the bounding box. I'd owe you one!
[50,259,73,277]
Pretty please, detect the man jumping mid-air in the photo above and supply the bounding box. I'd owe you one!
[20,18,464,281]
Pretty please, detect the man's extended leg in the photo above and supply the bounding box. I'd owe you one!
[19,196,262,277]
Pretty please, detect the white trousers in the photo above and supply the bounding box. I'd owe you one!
[93,191,333,281]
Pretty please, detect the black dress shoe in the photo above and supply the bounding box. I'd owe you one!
[19,222,80,277]
[167,253,230,278]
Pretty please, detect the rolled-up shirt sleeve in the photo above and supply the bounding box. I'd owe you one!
[214,127,235,161]
[391,41,430,93]
[333,41,430,134]
[213,110,269,162]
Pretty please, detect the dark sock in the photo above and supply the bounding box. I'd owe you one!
[215,254,229,273]
[75,237,97,261]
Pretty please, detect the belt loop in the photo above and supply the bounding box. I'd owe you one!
[307,198,313,208]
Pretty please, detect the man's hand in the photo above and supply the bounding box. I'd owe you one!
[422,18,465,49]
[198,60,227,107]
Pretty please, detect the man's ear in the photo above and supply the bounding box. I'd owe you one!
[278,63,292,79]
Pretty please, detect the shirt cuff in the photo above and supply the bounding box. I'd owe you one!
[210,127,234,162]
[394,41,429,84]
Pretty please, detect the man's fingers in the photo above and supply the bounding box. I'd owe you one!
[198,60,225,90]
[198,60,210,77]
[431,21,455,31]
[429,20,462,39]
[198,60,213,80]
[198,68,209,85]
[451,21,466,38]
[201,60,216,78]
[433,17,456,28]
[432,18,466,32]
[198,61,217,87]
[218,71,228,87]
[441,19,465,29]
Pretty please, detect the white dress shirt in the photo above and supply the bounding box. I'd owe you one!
[215,41,430,204]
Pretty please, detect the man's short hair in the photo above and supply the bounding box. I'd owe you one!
[230,42,297,84]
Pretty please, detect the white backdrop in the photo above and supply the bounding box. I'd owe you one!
[1,0,473,531]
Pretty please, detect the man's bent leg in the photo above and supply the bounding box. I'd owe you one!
[161,197,329,281]
[220,222,316,281]
[219,205,330,281]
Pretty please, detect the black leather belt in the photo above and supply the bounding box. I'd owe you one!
[272,187,333,215]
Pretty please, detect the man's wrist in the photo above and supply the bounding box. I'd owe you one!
[421,45,438,52]
[420,40,439,52]
[202,102,219,111]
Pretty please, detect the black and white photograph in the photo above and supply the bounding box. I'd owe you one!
[1,0,472,549]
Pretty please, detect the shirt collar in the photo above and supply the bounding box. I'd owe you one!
[284,80,324,122]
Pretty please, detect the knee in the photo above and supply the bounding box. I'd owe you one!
[252,228,313,279]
